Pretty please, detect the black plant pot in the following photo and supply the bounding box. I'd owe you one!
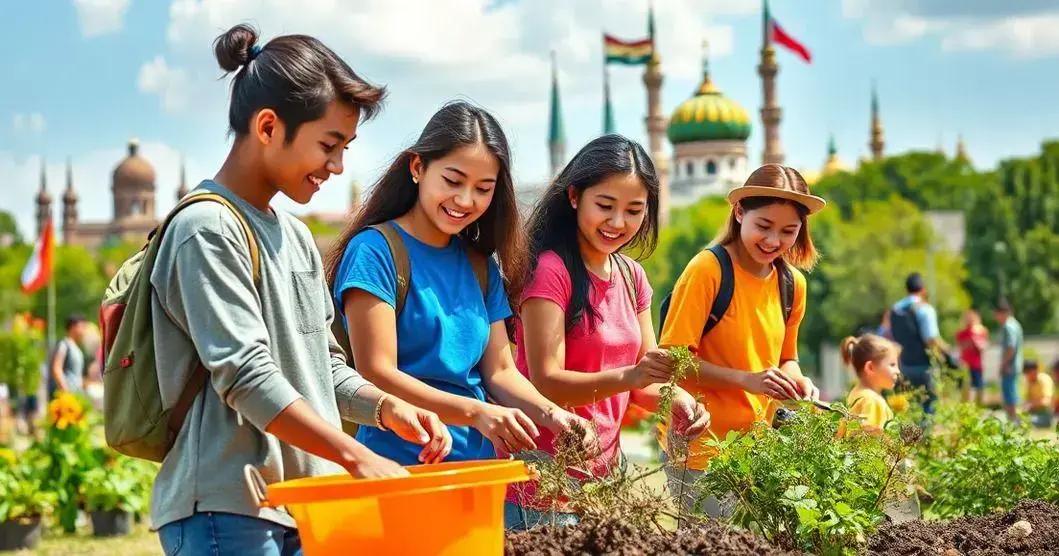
[90,509,132,537]
[0,515,42,551]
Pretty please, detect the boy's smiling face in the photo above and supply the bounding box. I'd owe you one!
[263,100,360,204]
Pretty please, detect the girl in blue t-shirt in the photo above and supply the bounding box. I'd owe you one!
[325,101,593,465]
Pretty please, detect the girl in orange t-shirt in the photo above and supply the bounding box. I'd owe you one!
[659,164,825,515]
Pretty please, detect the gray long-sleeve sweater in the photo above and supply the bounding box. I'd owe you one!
[148,180,377,529]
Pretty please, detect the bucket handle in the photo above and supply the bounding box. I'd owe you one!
[243,464,271,508]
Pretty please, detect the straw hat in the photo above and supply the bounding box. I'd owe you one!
[726,164,826,215]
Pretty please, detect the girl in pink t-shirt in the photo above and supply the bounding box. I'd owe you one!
[504,135,711,530]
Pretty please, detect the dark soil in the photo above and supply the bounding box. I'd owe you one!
[505,518,799,556]
[868,500,1059,555]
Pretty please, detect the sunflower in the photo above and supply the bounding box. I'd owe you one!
[47,392,86,430]
[887,393,910,413]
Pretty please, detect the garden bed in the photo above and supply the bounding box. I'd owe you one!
[869,500,1059,555]
[505,518,798,556]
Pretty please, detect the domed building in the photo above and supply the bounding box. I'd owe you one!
[42,139,162,249]
[666,51,751,207]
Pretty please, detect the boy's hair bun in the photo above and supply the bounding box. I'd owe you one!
[214,23,259,73]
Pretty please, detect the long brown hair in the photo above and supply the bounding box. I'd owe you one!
[715,164,819,270]
[324,101,527,299]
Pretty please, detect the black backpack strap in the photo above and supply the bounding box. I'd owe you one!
[703,244,735,337]
[612,254,638,309]
[775,259,795,324]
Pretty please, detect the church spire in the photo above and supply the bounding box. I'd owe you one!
[870,81,884,161]
[548,50,566,178]
[62,158,78,244]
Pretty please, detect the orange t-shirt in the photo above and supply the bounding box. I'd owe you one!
[659,247,806,470]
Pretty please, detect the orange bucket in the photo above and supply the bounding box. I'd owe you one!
[245,460,530,556]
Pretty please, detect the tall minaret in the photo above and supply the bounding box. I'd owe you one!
[759,0,783,165]
[35,159,52,237]
[870,82,884,161]
[955,134,970,164]
[643,1,670,224]
[176,156,189,201]
[62,158,78,245]
[603,66,616,135]
[547,51,566,178]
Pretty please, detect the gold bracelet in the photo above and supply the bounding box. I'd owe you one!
[374,394,388,431]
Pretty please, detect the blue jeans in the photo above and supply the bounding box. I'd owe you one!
[902,365,936,415]
[158,512,301,556]
[1001,372,1019,407]
[503,502,578,531]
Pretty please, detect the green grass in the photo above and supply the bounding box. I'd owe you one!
[16,524,159,556]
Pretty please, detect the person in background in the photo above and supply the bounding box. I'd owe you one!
[954,309,988,405]
[48,314,87,400]
[1024,360,1053,428]
[889,273,952,416]
[994,298,1023,422]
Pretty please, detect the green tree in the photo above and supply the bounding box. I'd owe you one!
[29,245,108,325]
[0,211,22,245]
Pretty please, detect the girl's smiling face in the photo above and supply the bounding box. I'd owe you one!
[410,142,499,237]
[570,172,649,259]
[735,201,803,266]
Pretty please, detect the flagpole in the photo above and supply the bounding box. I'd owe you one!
[47,257,55,350]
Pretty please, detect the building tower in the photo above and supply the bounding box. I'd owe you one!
[547,51,566,178]
[955,134,970,164]
[758,0,783,165]
[112,139,157,221]
[870,82,884,161]
[35,159,52,237]
[822,134,847,176]
[62,158,78,244]
[603,66,616,135]
[176,157,189,201]
[643,2,670,224]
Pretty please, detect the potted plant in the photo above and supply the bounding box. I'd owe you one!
[80,457,151,537]
[0,449,55,551]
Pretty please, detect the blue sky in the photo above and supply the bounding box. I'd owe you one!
[2,0,1058,239]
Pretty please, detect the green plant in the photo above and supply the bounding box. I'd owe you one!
[657,346,695,422]
[80,456,154,515]
[696,404,916,555]
[0,451,56,522]
[0,313,46,395]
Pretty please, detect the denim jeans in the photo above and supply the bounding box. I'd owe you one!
[902,365,937,415]
[158,512,301,556]
[503,502,579,531]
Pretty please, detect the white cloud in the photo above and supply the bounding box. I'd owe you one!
[72,0,132,38]
[137,56,191,113]
[843,0,1059,57]
[12,113,46,135]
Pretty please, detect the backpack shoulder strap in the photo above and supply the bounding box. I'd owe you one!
[368,222,411,316]
[775,258,795,324]
[466,248,490,300]
[612,254,638,309]
[153,192,262,283]
[155,191,260,441]
[703,244,735,337]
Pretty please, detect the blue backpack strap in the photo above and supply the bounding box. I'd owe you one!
[703,244,735,337]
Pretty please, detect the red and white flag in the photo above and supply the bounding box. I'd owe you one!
[765,0,812,63]
[21,218,54,294]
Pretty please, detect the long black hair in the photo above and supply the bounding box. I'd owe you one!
[524,134,660,331]
[214,23,386,140]
[324,101,527,298]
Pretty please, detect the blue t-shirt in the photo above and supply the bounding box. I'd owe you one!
[332,223,512,464]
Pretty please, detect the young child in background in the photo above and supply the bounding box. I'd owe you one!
[840,334,902,433]
[1024,360,1054,428]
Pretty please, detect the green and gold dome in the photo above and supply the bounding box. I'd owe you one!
[667,62,750,144]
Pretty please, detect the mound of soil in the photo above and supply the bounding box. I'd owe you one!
[868,500,1059,555]
[505,518,798,556]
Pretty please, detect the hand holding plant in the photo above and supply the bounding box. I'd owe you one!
[740,367,804,400]
[624,349,674,389]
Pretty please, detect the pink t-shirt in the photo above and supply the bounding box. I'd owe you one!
[507,250,652,506]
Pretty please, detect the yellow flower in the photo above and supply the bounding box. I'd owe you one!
[47,392,86,430]
[887,394,910,413]
[0,448,15,465]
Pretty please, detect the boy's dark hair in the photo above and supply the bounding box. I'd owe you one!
[525,134,659,331]
[1024,359,1040,373]
[995,297,1013,313]
[214,24,386,143]
[65,314,86,331]
[905,272,925,293]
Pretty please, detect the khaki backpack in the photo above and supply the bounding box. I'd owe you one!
[100,192,260,462]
